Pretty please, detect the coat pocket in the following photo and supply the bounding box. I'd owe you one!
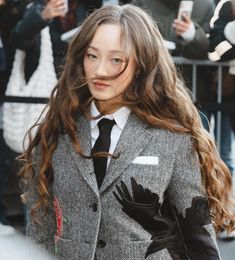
[55,237,91,260]
[96,240,172,260]
[125,241,171,260]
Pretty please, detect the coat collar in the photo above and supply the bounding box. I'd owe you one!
[64,112,153,196]
[64,113,99,196]
[99,113,152,193]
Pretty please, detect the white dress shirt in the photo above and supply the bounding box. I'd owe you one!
[90,101,130,167]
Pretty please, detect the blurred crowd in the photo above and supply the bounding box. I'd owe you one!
[0,0,235,256]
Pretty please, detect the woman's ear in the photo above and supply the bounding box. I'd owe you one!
[135,68,140,78]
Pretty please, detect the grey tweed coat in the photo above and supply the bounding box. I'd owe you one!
[26,112,221,260]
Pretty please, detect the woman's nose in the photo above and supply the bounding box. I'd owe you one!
[95,60,109,77]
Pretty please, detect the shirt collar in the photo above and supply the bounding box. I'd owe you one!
[90,101,130,130]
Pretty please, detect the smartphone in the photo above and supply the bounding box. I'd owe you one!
[177,1,194,21]
[63,0,68,14]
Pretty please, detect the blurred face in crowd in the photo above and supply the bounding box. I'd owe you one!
[83,23,136,111]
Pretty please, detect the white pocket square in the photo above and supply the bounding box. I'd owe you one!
[132,156,159,165]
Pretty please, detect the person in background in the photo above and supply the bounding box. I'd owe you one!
[209,0,235,241]
[0,36,5,71]
[132,0,214,59]
[0,0,32,229]
[0,0,32,95]
[132,0,235,183]
[11,0,81,80]
[207,0,235,180]
[131,0,215,127]
[0,35,5,215]
[209,0,235,64]
[19,4,233,259]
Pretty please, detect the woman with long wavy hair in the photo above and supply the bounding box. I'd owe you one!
[19,4,234,259]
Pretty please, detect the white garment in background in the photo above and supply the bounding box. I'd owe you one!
[102,0,118,6]
[3,26,57,153]
[0,224,54,260]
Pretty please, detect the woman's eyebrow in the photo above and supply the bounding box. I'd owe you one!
[88,45,124,54]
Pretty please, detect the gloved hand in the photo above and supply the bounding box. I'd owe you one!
[114,177,187,259]
[174,196,220,260]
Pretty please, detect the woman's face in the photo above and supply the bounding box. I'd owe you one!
[83,23,136,111]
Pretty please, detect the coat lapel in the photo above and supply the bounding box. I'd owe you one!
[100,113,153,194]
[64,114,99,196]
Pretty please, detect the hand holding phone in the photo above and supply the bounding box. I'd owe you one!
[177,1,193,21]
[173,1,194,36]
[173,13,192,35]
[0,0,6,6]
[41,0,68,21]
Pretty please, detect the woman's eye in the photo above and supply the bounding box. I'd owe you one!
[111,58,123,65]
[87,53,97,60]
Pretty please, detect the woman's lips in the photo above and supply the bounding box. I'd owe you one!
[93,81,110,90]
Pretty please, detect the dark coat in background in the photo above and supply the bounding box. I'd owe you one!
[209,0,235,133]
[132,0,215,106]
[0,0,31,95]
[209,0,235,61]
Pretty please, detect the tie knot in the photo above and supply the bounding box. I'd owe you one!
[98,118,116,134]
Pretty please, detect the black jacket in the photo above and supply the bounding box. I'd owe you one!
[209,0,235,61]
[0,0,31,94]
[11,3,69,82]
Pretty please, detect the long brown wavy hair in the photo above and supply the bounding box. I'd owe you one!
[18,4,235,232]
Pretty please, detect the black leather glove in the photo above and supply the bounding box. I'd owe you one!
[114,177,187,259]
[173,196,220,260]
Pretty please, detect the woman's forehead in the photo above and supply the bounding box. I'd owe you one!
[91,24,121,45]
[88,24,133,56]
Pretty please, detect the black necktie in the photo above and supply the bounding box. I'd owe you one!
[92,118,116,188]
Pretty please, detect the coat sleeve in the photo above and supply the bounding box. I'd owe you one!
[167,134,221,260]
[130,0,145,7]
[10,3,48,51]
[0,5,7,28]
[176,0,215,59]
[24,149,56,256]
[209,1,235,61]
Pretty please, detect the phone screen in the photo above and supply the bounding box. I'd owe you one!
[177,1,194,20]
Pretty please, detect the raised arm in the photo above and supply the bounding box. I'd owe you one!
[11,0,66,51]
[175,0,215,59]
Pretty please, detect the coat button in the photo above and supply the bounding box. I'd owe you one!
[97,240,106,248]
[92,203,98,212]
